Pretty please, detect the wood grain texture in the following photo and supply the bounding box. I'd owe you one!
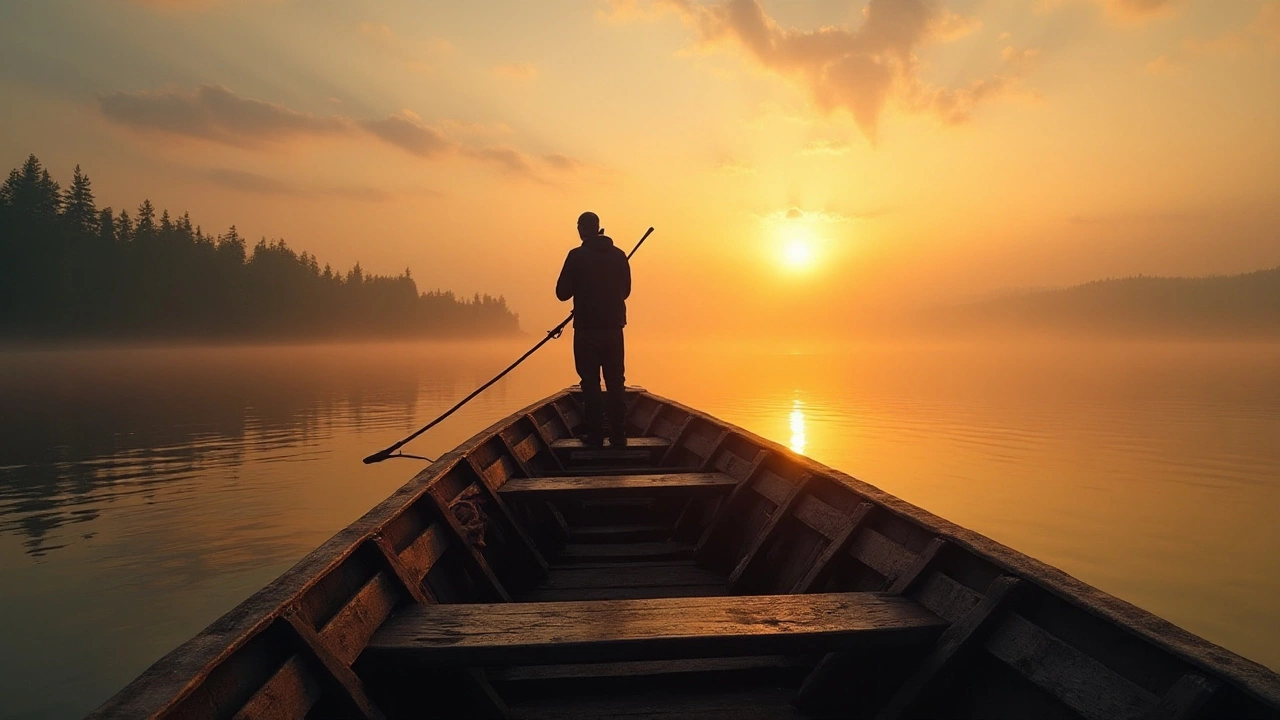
[367,592,945,666]
[282,611,385,720]
[552,437,671,449]
[499,472,736,499]
[985,612,1158,720]
[876,575,1022,720]
[230,656,321,720]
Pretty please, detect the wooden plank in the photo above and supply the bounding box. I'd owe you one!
[694,450,770,559]
[499,472,736,499]
[395,524,450,586]
[317,571,403,666]
[568,524,670,543]
[231,656,321,720]
[697,429,733,471]
[552,436,670,450]
[507,432,542,466]
[523,583,730,602]
[791,494,850,540]
[876,575,1023,720]
[424,486,512,602]
[370,534,431,604]
[367,592,946,666]
[498,432,535,478]
[464,459,550,575]
[751,470,794,505]
[658,416,694,465]
[849,527,917,580]
[555,541,693,563]
[638,403,664,436]
[986,613,1159,720]
[885,537,949,596]
[282,611,385,720]
[913,570,985,624]
[535,563,724,591]
[1143,672,1220,720]
[792,501,875,593]
[525,413,566,471]
[727,475,811,590]
[551,400,577,436]
[499,656,807,682]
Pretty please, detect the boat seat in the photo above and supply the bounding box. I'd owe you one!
[498,472,737,499]
[363,593,946,667]
[551,437,670,450]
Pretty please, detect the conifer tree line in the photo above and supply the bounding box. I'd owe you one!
[0,155,520,340]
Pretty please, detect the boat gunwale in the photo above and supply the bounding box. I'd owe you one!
[90,385,1280,717]
[87,389,573,719]
[644,388,1280,711]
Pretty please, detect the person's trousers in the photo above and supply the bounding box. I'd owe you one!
[573,327,625,438]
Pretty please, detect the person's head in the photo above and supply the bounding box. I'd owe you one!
[577,211,602,241]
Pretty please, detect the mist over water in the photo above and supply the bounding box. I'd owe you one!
[1,338,1278,719]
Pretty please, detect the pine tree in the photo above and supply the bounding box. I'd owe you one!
[136,199,156,238]
[98,207,115,244]
[0,155,62,220]
[62,164,98,234]
[116,209,133,243]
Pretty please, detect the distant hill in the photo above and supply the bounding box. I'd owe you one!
[942,267,1280,337]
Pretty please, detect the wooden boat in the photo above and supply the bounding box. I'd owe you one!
[90,387,1280,719]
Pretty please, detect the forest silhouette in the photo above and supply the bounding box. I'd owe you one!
[0,155,520,341]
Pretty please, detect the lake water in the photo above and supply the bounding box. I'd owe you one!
[1,338,1278,719]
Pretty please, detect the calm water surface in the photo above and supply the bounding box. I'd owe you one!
[1,339,1278,719]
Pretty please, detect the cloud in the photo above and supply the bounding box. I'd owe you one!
[203,168,394,201]
[98,85,350,145]
[1144,54,1184,75]
[1103,0,1176,19]
[623,0,1026,141]
[1151,2,1280,71]
[355,21,453,73]
[494,62,539,80]
[801,139,853,156]
[99,85,590,180]
[360,111,454,157]
[760,206,868,224]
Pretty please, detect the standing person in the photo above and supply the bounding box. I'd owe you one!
[555,211,631,447]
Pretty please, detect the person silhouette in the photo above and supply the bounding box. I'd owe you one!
[555,212,632,447]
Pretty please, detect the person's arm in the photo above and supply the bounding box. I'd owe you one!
[620,254,631,300]
[555,251,575,301]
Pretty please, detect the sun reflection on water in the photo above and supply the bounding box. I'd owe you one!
[789,398,806,454]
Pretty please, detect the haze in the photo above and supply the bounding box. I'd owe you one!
[3,0,1278,336]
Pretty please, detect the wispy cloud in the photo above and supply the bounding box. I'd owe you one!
[801,139,853,156]
[203,168,395,201]
[98,85,589,180]
[98,85,349,146]
[612,0,1032,141]
[360,110,454,157]
[494,62,539,80]
[355,21,453,73]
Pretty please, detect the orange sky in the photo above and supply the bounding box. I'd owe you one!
[2,0,1278,335]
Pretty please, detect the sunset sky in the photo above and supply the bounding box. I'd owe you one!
[2,0,1279,335]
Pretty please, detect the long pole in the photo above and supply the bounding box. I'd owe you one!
[363,226,654,464]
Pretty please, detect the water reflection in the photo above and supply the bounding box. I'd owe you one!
[789,398,806,455]
[1,339,1279,719]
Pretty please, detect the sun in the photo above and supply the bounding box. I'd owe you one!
[779,224,818,271]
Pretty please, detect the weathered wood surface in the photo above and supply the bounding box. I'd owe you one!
[367,592,946,666]
[90,386,1280,719]
[635,391,1280,712]
[498,472,736,499]
[876,575,1023,720]
[555,541,694,563]
[552,437,671,450]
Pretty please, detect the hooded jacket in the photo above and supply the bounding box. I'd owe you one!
[555,235,631,329]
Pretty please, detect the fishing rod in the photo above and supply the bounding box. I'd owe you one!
[362,226,655,465]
